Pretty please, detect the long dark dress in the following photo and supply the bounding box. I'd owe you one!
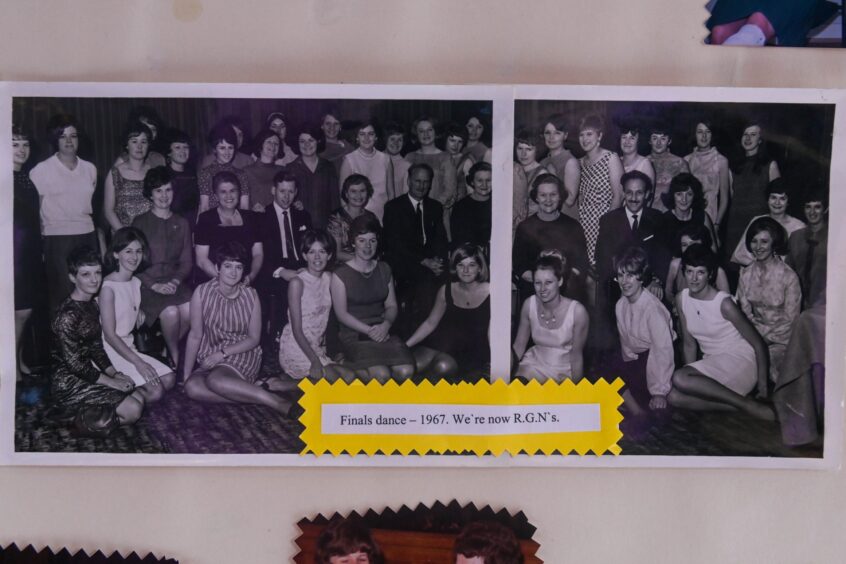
[131,210,194,324]
[724,157,771,262]
[450,196,491,254]
[334,262,414,369]
[707,0,839,46]
[423,283,490,372]
[13,170,44,310]
[50,297,129,412]
[287,156,340,229]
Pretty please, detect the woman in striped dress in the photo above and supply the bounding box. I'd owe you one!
[182,241,294,413]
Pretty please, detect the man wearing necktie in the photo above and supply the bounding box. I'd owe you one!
[257,171,312,351]
[383,163,449,338]
[593,170,671,354]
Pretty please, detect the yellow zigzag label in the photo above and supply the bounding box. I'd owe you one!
[298,378,623,456]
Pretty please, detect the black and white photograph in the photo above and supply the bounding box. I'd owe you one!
[5,83,495,458]
[512,88,838,458]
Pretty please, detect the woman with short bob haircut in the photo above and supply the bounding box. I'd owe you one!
[330,214,415,383]
[406,243,491,379]
[612,246,676,415]
[131,166,193,368]
[197,123,251,212]
[103,120,155,231]
[662,172,718,256]
[669,244,774,419]
[287,123,340,228]
[539,113,580,221]
[183,241,295,414]
[315,516,384,564]
[327,173,380,263]
[512,253,589,383]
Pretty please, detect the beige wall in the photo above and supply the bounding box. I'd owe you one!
[1,1,844,562]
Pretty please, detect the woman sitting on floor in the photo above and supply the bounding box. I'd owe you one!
[669,244,774,420]
[512,253,589,383]
[182,241,296,415]
[278,229,353,382]
[612,246,676,416]
[49,245,146,436]
[99,227,176,402]
[405,243,491,380]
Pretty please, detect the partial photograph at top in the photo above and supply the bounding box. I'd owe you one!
[705,0,844,47]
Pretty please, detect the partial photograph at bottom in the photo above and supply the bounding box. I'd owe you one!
[295,501,541,563]
[511,94,833,457]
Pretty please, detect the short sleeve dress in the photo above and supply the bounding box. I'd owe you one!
[515,296,578,383]
[278,270,333,379]
[99,278,173,385]
[679,289,756,395]
[333,261,414,369]
[193,279,262,382]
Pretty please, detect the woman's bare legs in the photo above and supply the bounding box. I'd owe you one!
[711,12,776,45]
[412,346,458,379]
[135,372,176,403]
[185,366,291,414]
[159,302,191,368]
[14,308,32,379]
[115,391,146,425]
[669,366,775,420]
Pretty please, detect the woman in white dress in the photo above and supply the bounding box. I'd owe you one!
[99,227,176,402]
[278,230,353,382]
[669,244,774,419]
[339,120,394,222]
[512,253,589,382]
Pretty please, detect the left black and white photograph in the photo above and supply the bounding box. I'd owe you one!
[4,84,495,459]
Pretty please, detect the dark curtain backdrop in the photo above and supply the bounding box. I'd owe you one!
[13,96,492,219]
[515,99,834,216]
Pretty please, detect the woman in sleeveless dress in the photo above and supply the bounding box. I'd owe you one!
[103,121,153,231]
[339,120,394,222]
[668,244,774,420]
[462,115,489,164]
[539,114,580,221]
[99,228,175,402]
[684,120,730,226]
[279,229,353,381]
[661,173,718,256]
[513,254,589,382]
[50,246,146,436]
[406,244,491,380]
[330,215,415,382]
[577,115,624,267]
[183,241,295,414]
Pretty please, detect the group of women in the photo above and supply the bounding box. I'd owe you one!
[512,112,826,427]
[13,107,493,434]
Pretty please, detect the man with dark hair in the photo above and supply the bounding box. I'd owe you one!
[382,163,449,337]
[257,172,312,350]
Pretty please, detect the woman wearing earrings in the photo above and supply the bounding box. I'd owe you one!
[339,120,394,222]
[513,254,589,382]
[99,227,176,401]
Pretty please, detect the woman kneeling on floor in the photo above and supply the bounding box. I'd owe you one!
[182,241,295,414]
[49,245,147,436]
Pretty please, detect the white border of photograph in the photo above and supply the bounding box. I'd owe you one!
[0,82,841,469]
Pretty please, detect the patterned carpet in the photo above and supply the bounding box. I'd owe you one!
[14,374,821,458]
[15,374,305,455]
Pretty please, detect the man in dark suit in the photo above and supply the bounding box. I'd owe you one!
[256,171,312,347]
[382,163,449,338]
[594,170,671,351]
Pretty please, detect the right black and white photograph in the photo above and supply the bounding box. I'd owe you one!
[511,93,835,458]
